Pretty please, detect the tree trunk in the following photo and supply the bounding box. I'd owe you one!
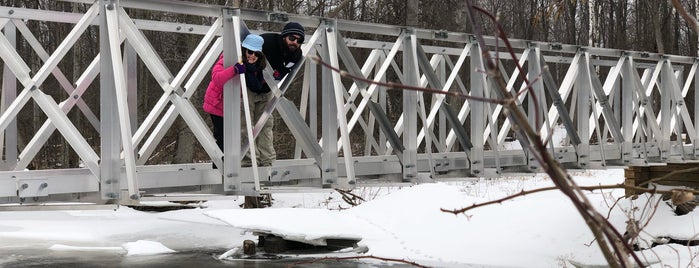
[614,0,628,50]
[650,0,665,53]
[689,0,698,57]
[566,0,578,44]
[172,119,195,164]
[589,0,596,46]
[405,0,418,27]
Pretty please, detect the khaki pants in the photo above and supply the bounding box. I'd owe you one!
[241,90,276,167]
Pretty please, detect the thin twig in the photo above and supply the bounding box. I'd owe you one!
[440,183,695,215]
[603,195,625,228]
[473,5,542,129]
[638,167,699,187]
[310,56,510,106]
[287,255,430,268]
[335,188,365,207]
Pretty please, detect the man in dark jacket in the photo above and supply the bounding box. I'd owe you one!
[260,21,305,92]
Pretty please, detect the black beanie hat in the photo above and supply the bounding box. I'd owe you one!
[281,22,305,43]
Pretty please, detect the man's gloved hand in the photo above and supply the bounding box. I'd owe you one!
[273,70,282,80]
[234,62,246,74]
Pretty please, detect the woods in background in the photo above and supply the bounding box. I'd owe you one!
[2,0,697,168]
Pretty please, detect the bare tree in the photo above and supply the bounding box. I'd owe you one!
[459,2,641,267]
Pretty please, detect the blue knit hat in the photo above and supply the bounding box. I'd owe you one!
[241,34,263,52]
[281,22,305,43]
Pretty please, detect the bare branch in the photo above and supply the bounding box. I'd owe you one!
[634,194,664,245]
[463,1,641,266]
[311,2,659,265]
[335,188,366,207]
[638,167,699,187]
[472,5,542,129]
[288,255,430,268]
[310,56,510,106]
[440,183,699,215]
[670,0,699,35]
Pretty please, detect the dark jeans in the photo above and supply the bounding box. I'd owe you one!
[210,114,224,151]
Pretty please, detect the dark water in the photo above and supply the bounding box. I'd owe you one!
[0,249,411,268]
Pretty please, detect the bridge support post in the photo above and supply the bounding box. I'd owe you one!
[527,45,546,171]
[402,29,419,181]
[469,41,485,175]
[221,8,245,194]
[324,19,355,188]
[660,59,672,162]
[99,0,121,200]
[320,21,339,186]
[621,56,634,164]
[575,50,591,168]
[1,21,17,170]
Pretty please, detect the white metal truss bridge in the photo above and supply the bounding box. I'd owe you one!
[0,0,697,209]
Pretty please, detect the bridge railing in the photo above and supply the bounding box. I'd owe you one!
[0,0,696,206]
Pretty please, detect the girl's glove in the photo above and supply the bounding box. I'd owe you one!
[234,62,246,74]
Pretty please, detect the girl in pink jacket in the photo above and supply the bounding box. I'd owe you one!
[203,34,266,151]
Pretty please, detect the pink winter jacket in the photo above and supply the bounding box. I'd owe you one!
[203,55,240,117]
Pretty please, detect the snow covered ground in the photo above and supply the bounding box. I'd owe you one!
[1,168,698,267]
